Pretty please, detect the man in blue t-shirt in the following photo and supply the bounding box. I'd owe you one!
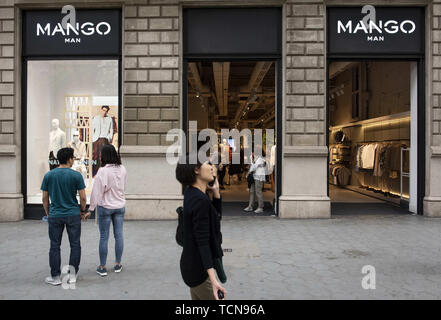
[41,147,87,286]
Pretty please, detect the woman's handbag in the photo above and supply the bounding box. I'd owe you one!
[175,206,184,247]
[246,172,254,184]
[214,257,227,283]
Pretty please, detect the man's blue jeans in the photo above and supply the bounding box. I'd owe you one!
[48,215,81,277]
[98,206,125,266]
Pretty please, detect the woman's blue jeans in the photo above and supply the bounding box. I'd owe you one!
[98,206,125,266]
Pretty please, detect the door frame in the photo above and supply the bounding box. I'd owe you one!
[326,56,425,215]
[182,56,283,216]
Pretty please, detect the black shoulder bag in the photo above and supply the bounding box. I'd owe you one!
[175,206,184,246]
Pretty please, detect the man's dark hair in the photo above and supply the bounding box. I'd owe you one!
[175,153,202,186]
[57,147,74,164]
[102,105,110,112]
[101,144,121,166]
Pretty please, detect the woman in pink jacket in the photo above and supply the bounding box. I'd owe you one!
[88,144,127,277]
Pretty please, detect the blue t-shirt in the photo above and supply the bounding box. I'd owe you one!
[40,168,86,218]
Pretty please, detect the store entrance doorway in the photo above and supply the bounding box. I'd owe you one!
[327,60,419,216]
[185,61,278,216]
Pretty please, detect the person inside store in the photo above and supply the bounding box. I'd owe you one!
[92,105,113,177]
[244,148,267,214]
[86,144,127,277]
[41,147,87,286]
[175,154,227,300]
[217,151,226,190]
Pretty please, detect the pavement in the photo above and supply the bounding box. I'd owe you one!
[1,212,441,300]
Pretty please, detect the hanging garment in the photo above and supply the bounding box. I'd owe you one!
[354,145,361,172]
[361,144,377,169]
[388,144,401,179]
[378,143,390,176]
[337,166,351,186]
[373,143,384,177]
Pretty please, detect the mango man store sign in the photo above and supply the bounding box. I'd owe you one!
[23,9,121,56]
[327,6,424,55]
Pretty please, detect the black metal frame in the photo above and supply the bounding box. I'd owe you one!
[182,56,282,216]
[325,5,426,215]
[21,7,122,219]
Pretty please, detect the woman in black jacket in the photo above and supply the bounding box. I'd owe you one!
[176,156,227,300]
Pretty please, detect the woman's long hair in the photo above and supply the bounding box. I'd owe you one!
[101,144,122,166]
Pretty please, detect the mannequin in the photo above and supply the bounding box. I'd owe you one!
[67,130,87,159]
[67,130,87,180]
[48,119,66,170]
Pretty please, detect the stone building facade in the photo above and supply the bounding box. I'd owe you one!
[0,0,439,221]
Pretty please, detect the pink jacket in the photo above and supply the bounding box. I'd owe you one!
[89,164,127,211]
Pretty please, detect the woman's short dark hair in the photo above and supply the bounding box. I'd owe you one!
[57,147,74,164]
[101,144,121,166]
[102,105,110,112]
[175,153,202,186]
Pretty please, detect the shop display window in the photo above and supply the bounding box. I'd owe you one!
[26,60,119,203]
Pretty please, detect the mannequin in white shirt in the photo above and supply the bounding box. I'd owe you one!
[92,105,113,177]
[67,130,87,180]
[49,118,66,170]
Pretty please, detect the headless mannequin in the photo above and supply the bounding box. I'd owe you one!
[49,119,66,170]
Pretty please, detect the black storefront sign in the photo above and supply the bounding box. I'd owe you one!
[183,7,281,56]
[327,7,424,55]
[23,9,121,56]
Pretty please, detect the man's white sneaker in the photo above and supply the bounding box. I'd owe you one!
[254,208,264,214]
[45,276,62,286]
[243,206,253,212]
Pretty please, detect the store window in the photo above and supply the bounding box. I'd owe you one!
[22,9,121,209]
[326,6,424,214]
[26,60,119,203]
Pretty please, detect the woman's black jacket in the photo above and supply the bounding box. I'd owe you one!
[180,185,223,288]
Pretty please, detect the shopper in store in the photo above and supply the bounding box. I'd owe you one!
[41,147,87,286]
[244,149,267,214]
[87,144,127,277]
[175,154,227,300]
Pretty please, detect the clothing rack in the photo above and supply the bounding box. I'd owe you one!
[400,148,410,201]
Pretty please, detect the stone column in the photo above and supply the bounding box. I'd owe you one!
[121,1,183,219]
[424,0,441,217]
[0,4,22,222]
[279,0,330,218]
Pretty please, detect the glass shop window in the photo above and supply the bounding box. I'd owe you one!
[26,60,119,203]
